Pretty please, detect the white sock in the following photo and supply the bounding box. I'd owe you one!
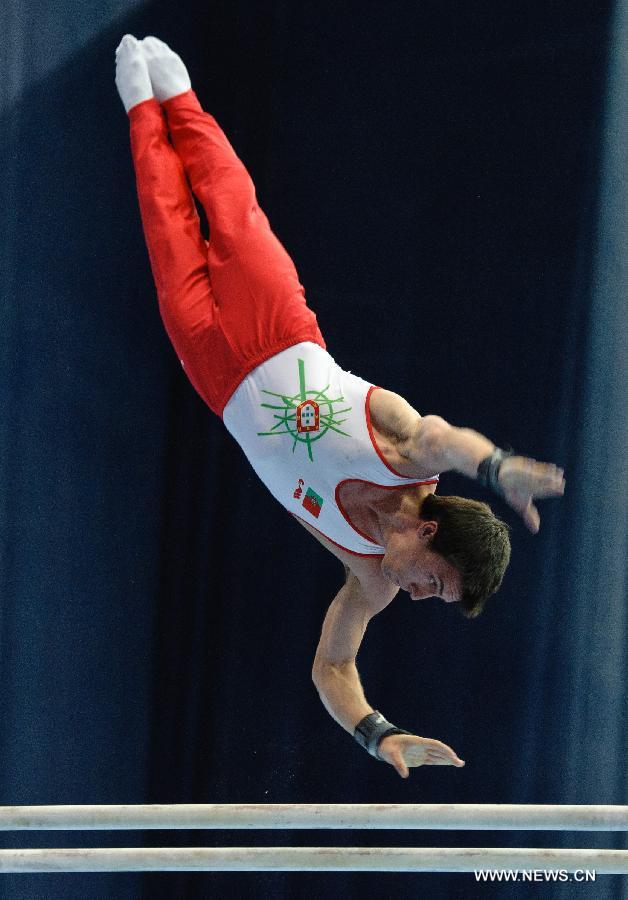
[115,34,153,113]
[140,36,192,103]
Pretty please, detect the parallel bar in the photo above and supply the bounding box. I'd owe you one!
[0,804,626,831]
[0,847,625,873]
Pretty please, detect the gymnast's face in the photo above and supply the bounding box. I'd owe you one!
[380,520,462,604]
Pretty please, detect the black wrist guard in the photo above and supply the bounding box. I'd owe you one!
[477,447,516,497]
[354,711,410,760]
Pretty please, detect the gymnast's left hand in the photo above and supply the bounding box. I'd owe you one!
[498,456,565,533]
[378,734,465,778]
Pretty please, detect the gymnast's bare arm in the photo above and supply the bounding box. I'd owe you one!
[311,567,465,777]
[370,388,565,533]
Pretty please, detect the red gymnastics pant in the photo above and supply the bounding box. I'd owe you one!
[127,90,326,417]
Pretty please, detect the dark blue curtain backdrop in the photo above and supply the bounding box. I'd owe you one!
[1,2,626,898]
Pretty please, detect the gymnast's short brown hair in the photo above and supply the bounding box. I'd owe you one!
[421,493,511,618]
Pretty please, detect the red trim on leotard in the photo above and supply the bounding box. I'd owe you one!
[290,512,385,558]
[334,482,380,546]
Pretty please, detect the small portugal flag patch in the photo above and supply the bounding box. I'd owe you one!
[303,487,324,519]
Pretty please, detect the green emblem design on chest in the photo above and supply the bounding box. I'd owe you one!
[257,358,352,461]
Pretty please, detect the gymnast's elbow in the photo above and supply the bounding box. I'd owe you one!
[311,657,330,687]
[311,657,355,692]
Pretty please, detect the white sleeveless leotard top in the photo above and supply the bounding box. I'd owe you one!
[223,342,439,556]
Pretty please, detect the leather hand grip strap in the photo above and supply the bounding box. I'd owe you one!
[476,447,516,497]
[354,711,410,760]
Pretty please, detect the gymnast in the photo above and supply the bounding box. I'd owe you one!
[115,35,565,778]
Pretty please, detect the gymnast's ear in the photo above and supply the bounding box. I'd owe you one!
[417,520,438,540]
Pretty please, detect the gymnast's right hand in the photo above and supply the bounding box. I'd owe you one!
[378,733,465,778]
[498,456,565,533]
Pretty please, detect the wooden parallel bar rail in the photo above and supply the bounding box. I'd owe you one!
[0,804,626,831]
[0,846,625,873]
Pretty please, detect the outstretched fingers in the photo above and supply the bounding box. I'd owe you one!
[424,746,465,767]
[378,734,465,777]
[402,738,465,771]
[422,737,464,762]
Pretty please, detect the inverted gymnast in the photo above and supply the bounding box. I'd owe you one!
[115,35,565,778]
